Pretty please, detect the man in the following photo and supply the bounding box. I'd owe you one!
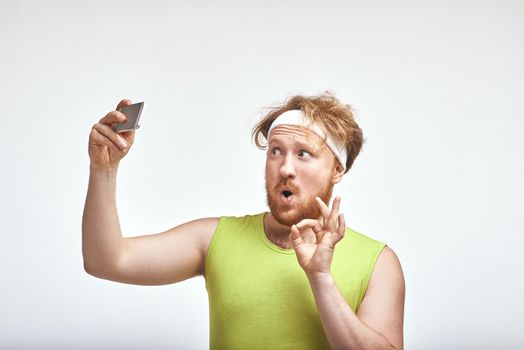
[83,93,405,349]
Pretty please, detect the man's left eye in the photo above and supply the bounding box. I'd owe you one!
[298,150,311,157]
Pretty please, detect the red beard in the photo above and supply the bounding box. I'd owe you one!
[265,178,334,226]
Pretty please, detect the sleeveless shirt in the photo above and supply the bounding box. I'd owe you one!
[205,213,385,350]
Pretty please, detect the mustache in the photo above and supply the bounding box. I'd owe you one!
[274,180,299,193]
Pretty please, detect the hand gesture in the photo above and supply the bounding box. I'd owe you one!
[289,196,346,280]
[88,99,135,169]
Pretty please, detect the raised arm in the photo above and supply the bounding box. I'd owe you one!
[82,99,218,285]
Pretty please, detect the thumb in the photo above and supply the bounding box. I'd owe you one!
[116,98,133,110]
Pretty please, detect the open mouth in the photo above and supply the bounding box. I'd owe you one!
[280,189,296,203]
[282,190,293,198]
[277,183,298,203]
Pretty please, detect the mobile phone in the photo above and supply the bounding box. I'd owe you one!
[114,102,145,133]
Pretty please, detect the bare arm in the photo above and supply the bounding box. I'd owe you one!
[290,197,405,349]
[82,165,126,276]
[82,99,217,285]
[113,217,218,285]
[308,246,405,350]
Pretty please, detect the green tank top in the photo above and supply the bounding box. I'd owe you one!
[205,213,385,350]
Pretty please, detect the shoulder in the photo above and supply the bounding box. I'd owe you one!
[376,245,401,265]
[370,246,404,289]
[364,245,405,305]
[378,246,403,276]
[357,245,405,348]
[183,216,220,239]
[182,217,220,257]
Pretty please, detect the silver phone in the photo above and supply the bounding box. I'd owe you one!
[114,102,145,133]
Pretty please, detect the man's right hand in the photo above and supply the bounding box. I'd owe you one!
[88,99,136,169]
[84,99,219,286]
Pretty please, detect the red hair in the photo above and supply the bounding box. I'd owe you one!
[252,92,364,172]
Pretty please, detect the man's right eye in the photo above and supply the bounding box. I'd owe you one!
[270,148,282,156]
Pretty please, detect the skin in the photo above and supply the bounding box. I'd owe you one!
[264,124,339,232]
[264,125,405,349]
[83,99,405,349]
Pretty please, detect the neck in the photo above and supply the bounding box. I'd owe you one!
[263,212,317,250]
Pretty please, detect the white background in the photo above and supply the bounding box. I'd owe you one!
[1,0,523,349]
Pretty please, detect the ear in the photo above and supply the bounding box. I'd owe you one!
[331,161,345,184]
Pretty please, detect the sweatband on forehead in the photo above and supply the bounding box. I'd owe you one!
[267,109,348,171]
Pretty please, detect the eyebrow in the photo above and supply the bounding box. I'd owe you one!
[268,136,323,153]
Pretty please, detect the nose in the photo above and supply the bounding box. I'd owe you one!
[279,154,296,178]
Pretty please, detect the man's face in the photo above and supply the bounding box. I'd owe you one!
[265,124,341,226]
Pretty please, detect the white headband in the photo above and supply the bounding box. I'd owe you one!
[267,109,348,171]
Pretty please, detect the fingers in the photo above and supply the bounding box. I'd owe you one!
[98,99,132,127]
[315,196,331,220]
[289,224,304,247]
[320,213,346,248]
[315,196,341,231]
[329,214,346,246]
[327,196,341,233]
[295,219,323,233]
[99,110,127,128]
[92,123,128,150]
[90,126,124,154]
[336,213,346,240]
[118,128,136,146]
[295,218,325,243]
[293,197,346,247]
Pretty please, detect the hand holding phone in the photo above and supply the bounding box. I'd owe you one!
[89,99,143,169]
[113,102,145,133]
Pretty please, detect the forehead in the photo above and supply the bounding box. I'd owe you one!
[268,124,326,151]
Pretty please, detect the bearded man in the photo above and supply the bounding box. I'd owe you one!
[83,93,405,349]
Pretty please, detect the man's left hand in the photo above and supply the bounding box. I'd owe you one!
[289,196,346,280]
